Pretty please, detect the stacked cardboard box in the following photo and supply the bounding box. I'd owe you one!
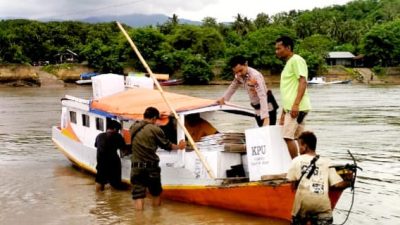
[195,133,246,152]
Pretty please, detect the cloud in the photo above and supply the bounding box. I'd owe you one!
[0,0,219,19]
[0,0,351,21]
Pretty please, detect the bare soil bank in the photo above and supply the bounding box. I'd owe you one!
[0,64,40,86]
[1,64,399,87]
[0,64,92,86]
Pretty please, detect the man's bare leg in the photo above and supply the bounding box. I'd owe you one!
[152,196,161,207]
[96,183,105,192]
[134,198,145,210]
[285,138,299,159]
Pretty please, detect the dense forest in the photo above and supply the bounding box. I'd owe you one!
[0,0,399,83]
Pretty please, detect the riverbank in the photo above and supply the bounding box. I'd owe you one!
[1,64,400,87]
[0,64,92,87]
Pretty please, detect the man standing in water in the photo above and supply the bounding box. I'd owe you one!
[217,55,278,126]
[286,131,350,225]
[95,120,127,191]
[129,107,186,210]
[275,36,311,159]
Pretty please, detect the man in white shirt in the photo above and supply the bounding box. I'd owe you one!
[286,131,350,225]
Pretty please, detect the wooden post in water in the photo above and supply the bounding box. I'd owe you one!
[116,22,216,179]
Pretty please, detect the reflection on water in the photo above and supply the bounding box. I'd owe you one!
[1,84,400,224]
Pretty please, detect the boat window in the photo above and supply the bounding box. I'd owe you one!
[95,117,104,131]
[70,111,77,124]
[82,114,90,127]
[160,116,177,144]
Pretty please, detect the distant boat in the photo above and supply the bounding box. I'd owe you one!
[160,79,184,86]
[308,77,351,85]
[75,72,99,85]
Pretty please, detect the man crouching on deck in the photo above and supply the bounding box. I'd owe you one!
[129,107,186,210]
[286,131,351,225]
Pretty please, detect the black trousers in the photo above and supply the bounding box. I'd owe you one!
[255,110,277,127]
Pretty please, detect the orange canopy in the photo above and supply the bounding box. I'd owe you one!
[90,88,217,121]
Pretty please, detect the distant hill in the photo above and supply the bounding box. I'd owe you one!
[50,13,201,27]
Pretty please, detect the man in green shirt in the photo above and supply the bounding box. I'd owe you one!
[275,36,311,159]
[129,107,186,210]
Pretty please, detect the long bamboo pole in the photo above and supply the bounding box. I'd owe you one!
[116,22,216,179]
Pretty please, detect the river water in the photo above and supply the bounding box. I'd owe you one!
[0,84,399,225]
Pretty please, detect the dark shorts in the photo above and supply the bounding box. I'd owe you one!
[95,156,125,189]
[130,167,162,199]
[291,215,333,225]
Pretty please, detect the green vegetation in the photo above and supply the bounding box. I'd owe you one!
[42,64,74,74]
[1,0,399,84]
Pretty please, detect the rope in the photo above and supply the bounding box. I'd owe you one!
[333,187,356,225]
[333,150,362,225]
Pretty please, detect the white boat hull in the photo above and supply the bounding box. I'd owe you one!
[52,126,220,186]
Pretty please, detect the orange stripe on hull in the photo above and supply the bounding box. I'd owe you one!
[163,183,294,220]
[61,123,80,142]
[162,184,344,221]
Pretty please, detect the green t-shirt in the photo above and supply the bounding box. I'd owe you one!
[280,54,311,111]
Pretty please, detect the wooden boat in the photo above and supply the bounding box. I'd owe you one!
[75,72,99,85]
[308,77,351,85]
[52,74,351,221]
[160,79,183,86]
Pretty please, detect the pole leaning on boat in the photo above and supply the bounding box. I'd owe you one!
[116,21,216,179]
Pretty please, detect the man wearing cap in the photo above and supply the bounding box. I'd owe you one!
[129,107,186,210]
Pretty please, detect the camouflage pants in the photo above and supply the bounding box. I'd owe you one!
[130,167,162,199]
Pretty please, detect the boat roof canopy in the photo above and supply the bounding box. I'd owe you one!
[90,88,254,121]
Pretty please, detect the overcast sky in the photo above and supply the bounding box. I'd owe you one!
[0,0,353,22]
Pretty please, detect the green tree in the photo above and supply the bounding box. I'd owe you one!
[181,55,214,84]
[168,25,201,50]
[123,27,166,70]
[240,26,296,71]
[334,43,356,53]
[195,28,225,61]
[159,14,179,34]
[232,14,255,36]
[81,38,123,73]
[297,35,335,55]
[202,17,218,28]
[363,19,400,66]
[154,48,191,75]
[272,10,299,27]
[167,25,224,62]
[254,13,271,29]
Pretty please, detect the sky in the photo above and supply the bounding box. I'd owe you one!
[0,0,353,22]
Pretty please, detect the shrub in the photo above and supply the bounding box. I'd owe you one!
[181,55,214,84]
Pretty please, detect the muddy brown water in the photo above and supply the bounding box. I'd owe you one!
[1,84,399,225]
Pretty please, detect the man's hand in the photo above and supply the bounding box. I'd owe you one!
[290,104,299,118]
[262,118,270,126]
[216,97,225,105]
[279,111,285,125]
[177,140,186,150]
